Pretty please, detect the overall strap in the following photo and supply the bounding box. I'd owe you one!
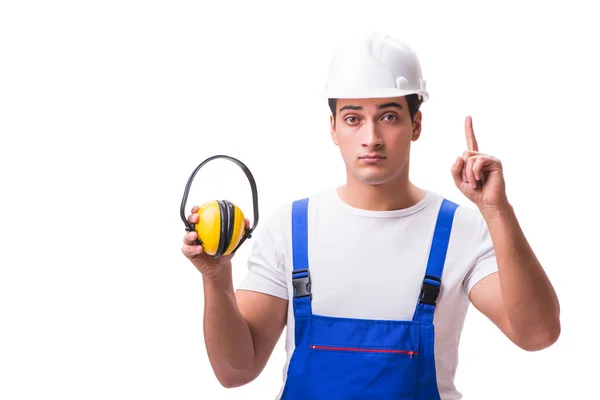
[291,197,312,345]
[412,198,459,324]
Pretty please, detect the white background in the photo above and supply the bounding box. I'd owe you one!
[1,1,598,399]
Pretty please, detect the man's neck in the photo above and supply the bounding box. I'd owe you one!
[337,176,426,212]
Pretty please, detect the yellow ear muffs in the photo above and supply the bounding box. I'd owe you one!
[180,155,259,259]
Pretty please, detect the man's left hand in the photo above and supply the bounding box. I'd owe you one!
[451,116,508,211]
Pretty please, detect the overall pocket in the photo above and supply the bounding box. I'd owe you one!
[284,314,421,400]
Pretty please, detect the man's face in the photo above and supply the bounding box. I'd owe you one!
[330,96,422,186]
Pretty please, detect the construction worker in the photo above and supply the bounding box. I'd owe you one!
[181,32,561,399]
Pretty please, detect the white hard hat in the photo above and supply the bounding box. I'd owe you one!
[320,32,429,102]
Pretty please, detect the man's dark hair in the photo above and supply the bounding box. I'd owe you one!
[328,94,423,125]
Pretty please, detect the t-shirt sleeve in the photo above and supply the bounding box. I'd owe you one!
[236,205,289,300]
[463,215,499,294]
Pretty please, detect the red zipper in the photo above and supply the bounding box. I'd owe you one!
[310,345,417,359]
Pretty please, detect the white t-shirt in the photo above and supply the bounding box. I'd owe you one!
[237,187,498,400]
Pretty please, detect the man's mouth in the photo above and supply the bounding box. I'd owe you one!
[359,154,386,159]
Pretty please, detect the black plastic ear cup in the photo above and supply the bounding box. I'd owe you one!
[224,200,235,253]
[216,200,228,258]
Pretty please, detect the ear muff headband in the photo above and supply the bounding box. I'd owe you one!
[180,155,259,257]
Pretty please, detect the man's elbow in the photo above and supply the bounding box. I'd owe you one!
[215,369,258,389]
[518,321,561,352]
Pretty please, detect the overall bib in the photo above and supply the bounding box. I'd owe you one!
[280,197,459,400]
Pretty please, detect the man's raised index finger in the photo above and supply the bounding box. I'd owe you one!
[465,115,479,152]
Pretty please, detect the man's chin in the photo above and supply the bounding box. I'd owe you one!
[354,171,392,186]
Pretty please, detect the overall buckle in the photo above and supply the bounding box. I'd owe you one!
[292,269,312,299]
[419,275,441,305]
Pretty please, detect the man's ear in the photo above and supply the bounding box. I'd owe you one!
[330,114,339,145]
[411,111,422,142]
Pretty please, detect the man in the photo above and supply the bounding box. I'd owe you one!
[181,32,560,399]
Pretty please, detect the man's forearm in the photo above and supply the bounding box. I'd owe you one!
[481,203,560,349]
[202,264,256,387]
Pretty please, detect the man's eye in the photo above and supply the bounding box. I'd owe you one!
[345,117,358,124]
[382,114,397,121]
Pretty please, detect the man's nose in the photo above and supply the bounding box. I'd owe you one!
[361,120,383,148]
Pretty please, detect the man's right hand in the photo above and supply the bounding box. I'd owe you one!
[182,205,288,388]
[181,205,249,278]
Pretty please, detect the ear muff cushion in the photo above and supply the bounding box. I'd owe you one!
[223,201,235,252]
[215,200,228,257]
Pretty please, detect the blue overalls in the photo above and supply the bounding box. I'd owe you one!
[280,197,459,400]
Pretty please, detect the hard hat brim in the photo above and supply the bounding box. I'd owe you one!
[319,88,429,102]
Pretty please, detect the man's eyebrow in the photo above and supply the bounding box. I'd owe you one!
[339,105,362,112]
[338,103,403,113]
[377,102,403,110]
